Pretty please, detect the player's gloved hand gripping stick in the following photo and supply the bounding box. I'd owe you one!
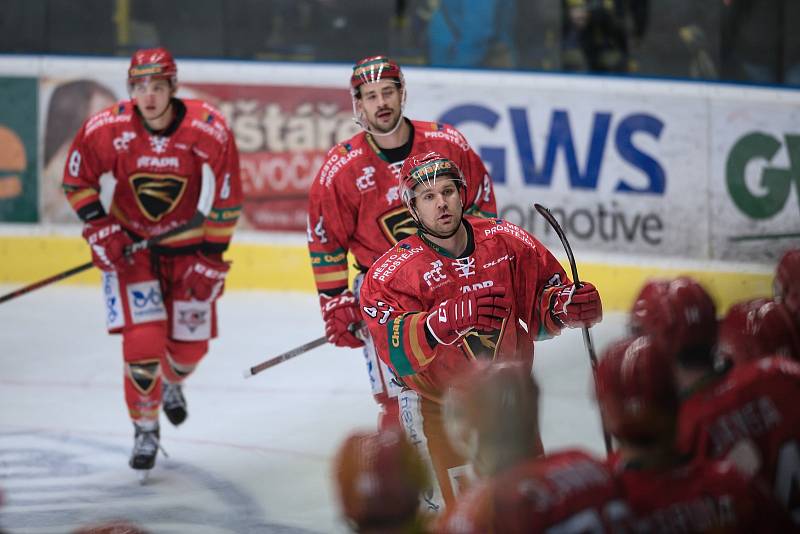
[0,164,216,305]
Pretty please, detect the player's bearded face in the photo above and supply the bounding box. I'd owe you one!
[358,80,402,133]
[131,78,174,123]
[413,178,463,235]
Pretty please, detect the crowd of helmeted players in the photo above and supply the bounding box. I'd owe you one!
[332,248,800,533]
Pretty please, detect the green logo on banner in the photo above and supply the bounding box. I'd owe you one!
[0,78,38,222]
[726,132,800,220]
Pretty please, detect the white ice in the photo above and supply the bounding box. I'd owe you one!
[0,285,627,533]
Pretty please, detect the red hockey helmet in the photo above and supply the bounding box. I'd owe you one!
[718,298,800,365]
[595,336,679,445]
[630,276,717,365]
[350,55,404,97]
[128,47,178,87]
[399,151,467,210]
[333,427,428,530]
[443,361,540,476]
[775,248,800,322]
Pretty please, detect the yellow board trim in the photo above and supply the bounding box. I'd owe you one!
[0,235,773,312]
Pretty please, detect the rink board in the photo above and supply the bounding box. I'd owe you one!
[0,233,773,312]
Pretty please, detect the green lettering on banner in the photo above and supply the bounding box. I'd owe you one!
[0,77,38,222]
[726,132,800,220]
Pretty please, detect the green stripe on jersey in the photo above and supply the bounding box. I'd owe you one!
[387,315,415,376]
[310,248,348,267]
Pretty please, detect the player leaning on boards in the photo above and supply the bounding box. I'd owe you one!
[307,55,497,429]
[358,152,602,510]
[62,48,242,478]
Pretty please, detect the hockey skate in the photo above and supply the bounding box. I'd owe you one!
[130,421,161,483]
[162,380,188,426]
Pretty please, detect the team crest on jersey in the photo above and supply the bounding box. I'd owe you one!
[130,173,188,221]
[461,321,506,361]
[379,206,418,244]
[128,359,160,394]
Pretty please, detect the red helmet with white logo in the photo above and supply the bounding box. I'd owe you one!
[717,298,800,365]
[128,47,177,88]
[775,248,800,323]
[595,336,678,445]
[333,427,428,530]
[444,361,540,476]
[350,55,404,97]
[630,276,717,366]
[399,151,466,210]
[350,55,407,136]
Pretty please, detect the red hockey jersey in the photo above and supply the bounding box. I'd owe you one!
[359,216,568,402]
[677,356,800,524]
[307,120,496,295]
[63,98,241,253]
[614,457,794,533]
[439,449,624,534]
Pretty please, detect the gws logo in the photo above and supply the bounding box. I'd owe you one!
[727,132,800,219]
[439,105,665,194]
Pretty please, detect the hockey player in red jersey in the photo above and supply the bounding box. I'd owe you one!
[775,248,800,326]
[62,47,241,475]
[596,335,794,533]
[333,427,431,533]
[716,297,800,365]
[630,277,800,526]
[307,56,497,430]
[358,152,602,509]
[438,362,624,533]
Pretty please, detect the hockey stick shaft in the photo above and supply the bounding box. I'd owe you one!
[534,203,612,454]
[244,321,365,378]
[0,164,217,305]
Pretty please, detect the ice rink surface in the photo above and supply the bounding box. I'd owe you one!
[0,285,627,533]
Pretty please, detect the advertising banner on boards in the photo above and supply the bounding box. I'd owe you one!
[0,77,38,223]
[407,82,710,259]
[38,75,358,230]
[27,57,798,263]
[709,100,800,262]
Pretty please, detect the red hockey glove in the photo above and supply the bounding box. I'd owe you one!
[549,282,602,329]
[426,286,511,345]
[320,290,364,348]
[82,216,133,272]
[181,253,231,301]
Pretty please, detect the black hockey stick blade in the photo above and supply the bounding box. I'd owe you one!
[244,321,366,378]
[534,203,581,285]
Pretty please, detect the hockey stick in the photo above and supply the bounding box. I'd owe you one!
[0,164,216,305]
[534,203,613,454]
[244,321,365,378]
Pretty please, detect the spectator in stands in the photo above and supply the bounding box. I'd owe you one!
[427,0,517,68]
